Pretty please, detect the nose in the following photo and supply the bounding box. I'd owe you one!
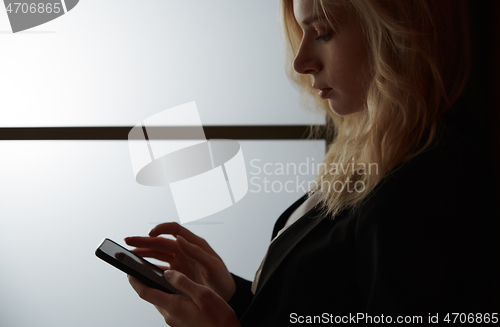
[293,39,322,75]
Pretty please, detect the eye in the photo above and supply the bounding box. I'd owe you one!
[313,26,333,42]
[315,33,332,42]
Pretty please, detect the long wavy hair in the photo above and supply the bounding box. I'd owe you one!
[279,0,471,217]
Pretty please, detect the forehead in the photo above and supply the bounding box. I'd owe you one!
[293,0,316,25]
[292,0,346,27]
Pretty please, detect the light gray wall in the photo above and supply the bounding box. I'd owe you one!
[0,140,325,327]
[0,1,327,326]
[0,0,325,126]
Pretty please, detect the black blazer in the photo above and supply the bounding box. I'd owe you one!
[228,109,499,326]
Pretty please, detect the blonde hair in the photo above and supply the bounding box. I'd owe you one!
[279,0,471,217]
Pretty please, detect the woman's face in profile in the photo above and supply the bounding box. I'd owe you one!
[293,0,371,116]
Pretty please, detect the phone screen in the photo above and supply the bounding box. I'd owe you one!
[96,238,186,297]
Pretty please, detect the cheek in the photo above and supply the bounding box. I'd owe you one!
[326,57,370,116]
[324,41,365,85]
[321,22,371,116]
[341,47,370,96]
[328,56,366,97]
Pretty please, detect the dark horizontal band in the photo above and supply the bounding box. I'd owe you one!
[0,126,327,140]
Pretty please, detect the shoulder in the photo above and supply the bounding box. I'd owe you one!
[352,109,499,313]
[360,107,495,222]
[353,106,498,278]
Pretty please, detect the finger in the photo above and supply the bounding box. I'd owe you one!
[124,236,178,253]
[128,276,196,327]
[150,223,220,258]
[176,235,222,272]
[164,270,215,309]
[153,304,173,325]
[128,275,175,306]
[130,248,175,263]
[157,265,170,271]
[149,222,197,241]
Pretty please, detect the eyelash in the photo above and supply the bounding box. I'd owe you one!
[315,33,332,42]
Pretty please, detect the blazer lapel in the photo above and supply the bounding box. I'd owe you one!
[271,193,309,238]
[253,199,324,296]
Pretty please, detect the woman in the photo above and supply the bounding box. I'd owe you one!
[125,0,499,326]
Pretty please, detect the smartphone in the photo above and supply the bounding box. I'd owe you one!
[95,238,189,298]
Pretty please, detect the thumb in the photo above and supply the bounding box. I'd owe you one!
[165,270,214,308]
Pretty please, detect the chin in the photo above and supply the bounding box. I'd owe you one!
[328,100,364,117]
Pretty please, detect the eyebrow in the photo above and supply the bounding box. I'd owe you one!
[301,14,321,26]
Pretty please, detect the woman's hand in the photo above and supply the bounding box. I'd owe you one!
[125,222,236,302]
[128,270,240,327]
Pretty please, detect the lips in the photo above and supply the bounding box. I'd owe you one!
[318,88,332,99]
[312,84,332,99]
